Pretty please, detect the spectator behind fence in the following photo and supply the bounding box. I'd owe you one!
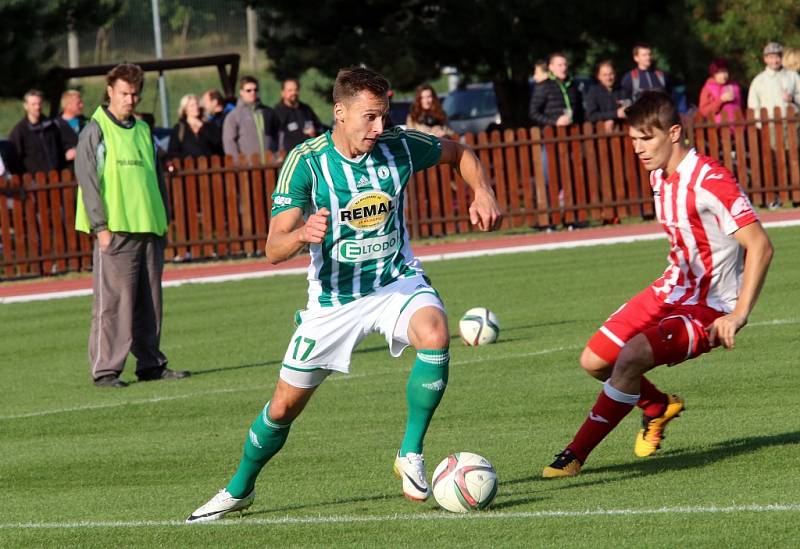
[222,75,277,163]
[747,42,800,117]
[782,47,800,73]
[54,90,87,168]
[202,89,227,156]
[621,43,670,102]
[273,78,325,151]
[8,90,65,174]
[529,52,584,128]
[75,62,189,388]
[167,94,214,160]
[406,84,455,138]
[585,60,629,132]
[698,59,743,124]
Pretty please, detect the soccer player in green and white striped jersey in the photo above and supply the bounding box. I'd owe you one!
[188,67,501,522]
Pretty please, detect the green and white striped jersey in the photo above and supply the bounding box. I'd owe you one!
[271,128,442,308]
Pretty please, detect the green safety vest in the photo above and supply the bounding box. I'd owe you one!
[75,107,167,235]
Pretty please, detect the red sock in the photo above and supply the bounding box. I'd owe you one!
[637,376,668,418]
[567,385,637,463]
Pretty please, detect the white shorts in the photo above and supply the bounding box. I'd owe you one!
[279,275,445,389]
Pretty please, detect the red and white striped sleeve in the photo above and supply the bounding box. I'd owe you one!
[698,166,759,235]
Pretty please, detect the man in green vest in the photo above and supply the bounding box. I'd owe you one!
[75,62,189,388]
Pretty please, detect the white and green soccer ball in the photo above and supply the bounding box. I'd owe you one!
[432,452,498,513]
[458,307,499,346]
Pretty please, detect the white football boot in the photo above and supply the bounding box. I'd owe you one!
[393,451,431,501]
[186,488,255,523]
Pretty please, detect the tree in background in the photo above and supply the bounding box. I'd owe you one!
[688,0,800,79]
[0,0,121,98]
[252,0,711,128]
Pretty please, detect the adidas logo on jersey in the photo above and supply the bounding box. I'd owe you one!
[357,175,371,187]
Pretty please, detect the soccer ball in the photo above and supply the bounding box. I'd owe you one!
[431,452,498,513]
[458,307,499,346]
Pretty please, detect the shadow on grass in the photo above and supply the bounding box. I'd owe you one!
[245,492,401,516]
[173,342,393,379]
[187,359,282,377]
[491,431,800,509]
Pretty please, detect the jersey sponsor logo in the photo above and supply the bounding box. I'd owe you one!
[730,196,752,217]
[377,166,391,180]
[339,190,395,231]
[273,196,293,208]
[334,230,399,263]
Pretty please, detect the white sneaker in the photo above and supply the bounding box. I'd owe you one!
[186,488,255,523]
[393,451,431,501]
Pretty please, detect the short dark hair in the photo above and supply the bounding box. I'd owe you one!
[204,89,224,105]
[106,63,144,92]
[24,89,44,102]
[239,75,259,90]
[547,52,567,66]
[632,43,652,56]
[595,59,615,77]
[332,67,390,104]
[625,91,680,132]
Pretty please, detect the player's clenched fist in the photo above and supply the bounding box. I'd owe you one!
[299,207,330,244]
[469,187,502,232]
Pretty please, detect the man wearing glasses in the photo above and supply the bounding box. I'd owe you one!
[222,75,278,163]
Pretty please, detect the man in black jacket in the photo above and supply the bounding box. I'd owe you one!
[585,61,629,132]
[201,89,228,157]
[273,78,324,152]
[529,52,584,128]
[8,90,65,174]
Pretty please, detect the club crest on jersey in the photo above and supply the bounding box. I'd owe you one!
[339,190,395,231]
[377,166,391,180]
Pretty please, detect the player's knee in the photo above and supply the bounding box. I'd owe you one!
[614,335,653,378]
[580,347,612,380]
[265,399,292,423]
[415,327,450,350]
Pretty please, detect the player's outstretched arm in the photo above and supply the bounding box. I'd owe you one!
[708,222,774,349]
[439,139,502,231]
[265,207,330,264]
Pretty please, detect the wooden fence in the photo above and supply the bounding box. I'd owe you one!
[2,108,799,279]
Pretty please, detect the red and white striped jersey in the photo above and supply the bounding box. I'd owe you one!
[649,148,758,313]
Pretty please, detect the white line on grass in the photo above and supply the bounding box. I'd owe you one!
[748,318,800,327]
[5,218,797,304]
[2,503,798,529]
[0,388,244,420]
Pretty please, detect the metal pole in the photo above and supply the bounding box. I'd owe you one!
[67,30,80,68]
[151,0,169,127]
[246,6,258,72]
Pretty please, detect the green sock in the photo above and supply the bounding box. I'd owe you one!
[226,401,291,498]
[399,348,449,456]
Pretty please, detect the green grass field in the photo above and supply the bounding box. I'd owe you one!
[2,226,799,548]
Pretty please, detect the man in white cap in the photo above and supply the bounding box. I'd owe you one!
[747,42,800,117]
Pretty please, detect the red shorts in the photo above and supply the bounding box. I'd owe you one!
[587,287,724,366]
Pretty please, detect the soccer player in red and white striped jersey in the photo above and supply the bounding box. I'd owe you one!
[543,91,774,478]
